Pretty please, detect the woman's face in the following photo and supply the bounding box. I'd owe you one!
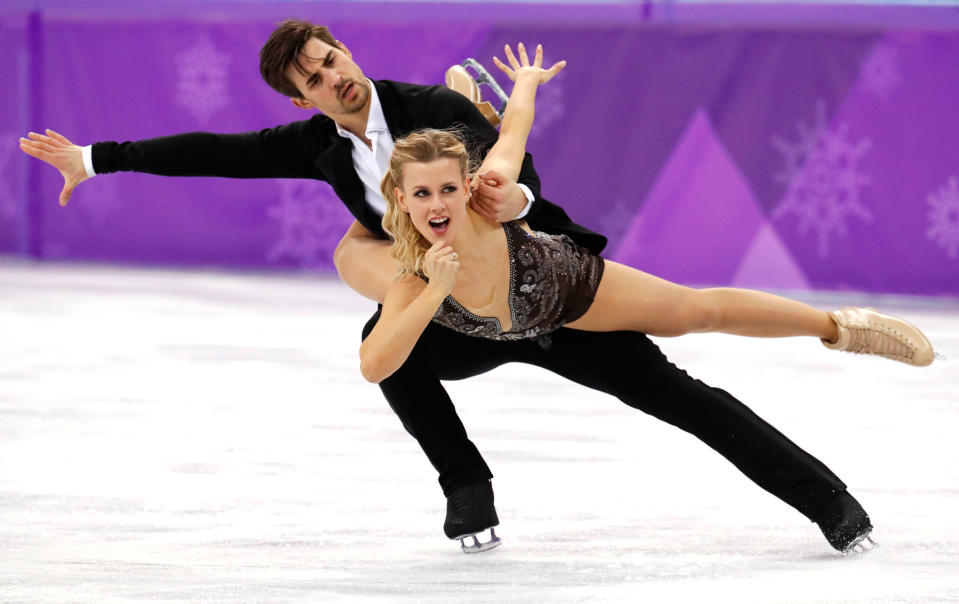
[396,157,471,245]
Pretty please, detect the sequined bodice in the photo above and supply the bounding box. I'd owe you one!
[431,221,604,342]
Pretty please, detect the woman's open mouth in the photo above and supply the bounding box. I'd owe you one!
[429,217,450,234]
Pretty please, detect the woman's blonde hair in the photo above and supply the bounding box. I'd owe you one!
[381,128,474,275]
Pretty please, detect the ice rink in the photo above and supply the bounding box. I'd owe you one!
[2,260,957,603]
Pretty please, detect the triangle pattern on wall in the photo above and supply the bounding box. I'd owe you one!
[730,222,811,291]
[612,108,766,287]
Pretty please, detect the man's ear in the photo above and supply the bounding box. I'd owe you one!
[291,97,314,110]
[335,40,353,60]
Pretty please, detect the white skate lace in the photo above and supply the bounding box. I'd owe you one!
[844,321,916,362]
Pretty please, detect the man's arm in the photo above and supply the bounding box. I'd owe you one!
[333,221,396,303]
[20,118,328,205]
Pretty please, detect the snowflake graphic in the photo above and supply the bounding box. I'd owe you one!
[859,42,902,102]
[77,176,122,227]
[927,176,959,260]
[0,134,17,218]
[771,102,873,258]
[175,33,231,125]
[266,180,352,270]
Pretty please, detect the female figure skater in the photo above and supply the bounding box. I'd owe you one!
[359,43,936,385]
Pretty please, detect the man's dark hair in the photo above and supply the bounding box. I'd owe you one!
[260,19,339,99]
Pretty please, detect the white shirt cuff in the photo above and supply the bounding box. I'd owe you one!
[514,183,534,219]
[81,145,96,178]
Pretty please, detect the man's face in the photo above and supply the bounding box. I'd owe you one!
[285,37,370,117]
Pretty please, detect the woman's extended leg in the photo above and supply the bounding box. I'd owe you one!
[567,260,935,366]
[567,260,838,339]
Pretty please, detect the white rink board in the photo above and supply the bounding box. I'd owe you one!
[1,260,958,603]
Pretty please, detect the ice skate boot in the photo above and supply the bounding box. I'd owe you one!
[815,491,876,555]
[822,307,936,366]
[444,480,502,553]
[445,58,509,127]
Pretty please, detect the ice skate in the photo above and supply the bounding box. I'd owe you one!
[822,306,936,366]
[815,491,875,554]
[444,480,502,554]
[843,532,878,555]
[455,527,502,554]
[445,58,510,127]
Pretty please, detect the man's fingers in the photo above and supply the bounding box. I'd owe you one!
[18,140,48,161]
[470,194,495,220]
[59,183,74,207]
[26,131,56,144]
[20,138,57,154]
[46,129,73,145]
[478,169,504,184]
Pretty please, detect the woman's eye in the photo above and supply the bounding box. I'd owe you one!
[443,186,457,193]
[414,190,428,197]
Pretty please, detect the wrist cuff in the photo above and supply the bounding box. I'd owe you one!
[81,145,96,178]
[515,183,534,219]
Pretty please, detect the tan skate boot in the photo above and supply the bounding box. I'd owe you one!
[822,307,935,366]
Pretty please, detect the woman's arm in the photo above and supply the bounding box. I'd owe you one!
[358,241,459,383]
[475,44,565,184]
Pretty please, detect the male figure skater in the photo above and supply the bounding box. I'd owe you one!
[19,19,874,554]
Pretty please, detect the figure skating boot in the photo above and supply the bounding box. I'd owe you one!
[445,59,509,127]
[815,491,876,555]
[444,480,501,553]
[822,307,936,366]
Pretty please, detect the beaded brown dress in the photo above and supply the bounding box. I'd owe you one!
[431,221,605,342]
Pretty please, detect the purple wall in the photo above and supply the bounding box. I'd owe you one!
[3,3,959,296]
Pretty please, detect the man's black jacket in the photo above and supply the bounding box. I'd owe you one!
[92,79,606,254]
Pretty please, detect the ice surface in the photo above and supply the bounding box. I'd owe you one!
[1,260,957,603]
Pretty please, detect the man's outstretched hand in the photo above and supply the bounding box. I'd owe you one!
[18,130,88,207]
[471,168,529,223]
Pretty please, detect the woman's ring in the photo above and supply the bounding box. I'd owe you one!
[450,252,458,261]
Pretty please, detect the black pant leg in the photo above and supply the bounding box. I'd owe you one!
[516,328,846,521]
[362,309,519,496]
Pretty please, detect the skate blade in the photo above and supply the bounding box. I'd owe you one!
[843,533,877,555]
[457,528,502,554]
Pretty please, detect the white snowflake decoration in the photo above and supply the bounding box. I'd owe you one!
[174,33,231,125]
[0,133,17,218]
[860,42,902,102]
[927,176,959,260]
[267,181,352,269]
[771,102,873,258]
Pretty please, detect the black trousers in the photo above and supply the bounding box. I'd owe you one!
[362,310,846,522]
